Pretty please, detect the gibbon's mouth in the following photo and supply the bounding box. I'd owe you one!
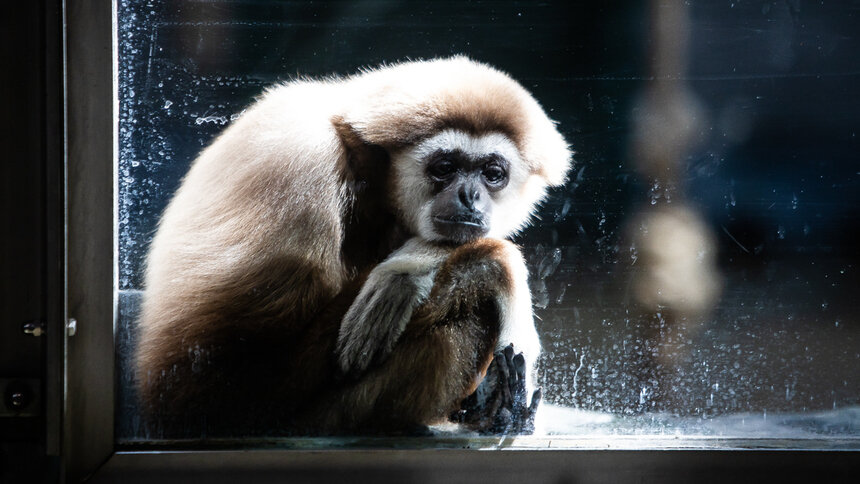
[433,216,485,228]
[433,215,489,243]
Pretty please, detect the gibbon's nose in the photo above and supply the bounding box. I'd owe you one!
[458,183,480,212]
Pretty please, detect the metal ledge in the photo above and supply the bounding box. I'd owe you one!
[88,448,857,484]
[116,435,860,452]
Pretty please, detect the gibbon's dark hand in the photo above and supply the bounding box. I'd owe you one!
[452,343,541,435]
[336,270,432,377]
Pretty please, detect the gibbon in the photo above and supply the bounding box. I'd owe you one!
[135,57,571,436]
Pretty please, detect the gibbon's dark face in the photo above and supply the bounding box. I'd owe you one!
[392,129,548,245]
[425,148,509,244]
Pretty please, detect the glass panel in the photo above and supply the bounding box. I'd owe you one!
[116,0,859,445]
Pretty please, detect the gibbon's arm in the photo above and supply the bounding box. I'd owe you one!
[336,232,540,393]
[336,238,449,376]
[321,238,537,433]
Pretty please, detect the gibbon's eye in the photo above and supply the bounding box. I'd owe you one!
[427,158,457,180]
[482,161,508,187]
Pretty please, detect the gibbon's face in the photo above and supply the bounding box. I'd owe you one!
[392,129,549,244]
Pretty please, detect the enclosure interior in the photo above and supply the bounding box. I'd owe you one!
[116,0,859,444]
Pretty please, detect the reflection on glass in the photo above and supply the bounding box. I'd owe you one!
[116,0,859,445]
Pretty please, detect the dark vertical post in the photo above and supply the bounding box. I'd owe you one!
[64,0,116,480]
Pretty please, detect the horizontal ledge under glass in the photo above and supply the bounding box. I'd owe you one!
[118,435,860,451]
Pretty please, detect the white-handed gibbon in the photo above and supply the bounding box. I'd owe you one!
[135,57,571,436]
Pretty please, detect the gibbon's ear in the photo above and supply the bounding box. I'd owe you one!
[332,114,390,183]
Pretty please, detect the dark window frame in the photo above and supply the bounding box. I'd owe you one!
[49,1,858,482]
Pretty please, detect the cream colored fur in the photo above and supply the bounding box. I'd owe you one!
[137,57,571,433]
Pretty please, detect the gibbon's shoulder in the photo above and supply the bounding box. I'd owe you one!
[258,57,571,186]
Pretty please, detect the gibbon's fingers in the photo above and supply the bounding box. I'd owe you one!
[481,380,506,431]
[503,343,524,392]
[515,387,541,435]
[528,388,542,418]
[503,343,515,360]
[496,347,514,405]
[512,352,526,390]
[465,343,541,435]
[337,270,434,376]
[484,354,516,434]
[506,351,540,434]
[337,275,415,376]
[529,387,543,416]
[511,352,528,412]
[456,349,511,434]
[336,238,445,377]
